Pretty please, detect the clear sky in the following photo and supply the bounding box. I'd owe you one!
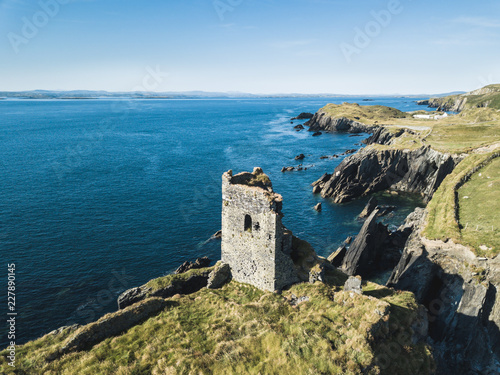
[1,0,499,94]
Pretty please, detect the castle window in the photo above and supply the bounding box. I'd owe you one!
[244,214,252,232]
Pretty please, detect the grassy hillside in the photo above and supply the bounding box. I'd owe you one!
[419,152,500,256]
[316,103,500,153]
[457,156,500,255]
[319,103,411,125]
[0,271,434,374]
[425,84,500,111]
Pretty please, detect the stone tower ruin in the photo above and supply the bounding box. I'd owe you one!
[221,167,299,292]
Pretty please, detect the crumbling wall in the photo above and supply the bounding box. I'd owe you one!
[221,168,298,292]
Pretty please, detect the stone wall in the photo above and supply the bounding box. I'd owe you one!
[221,168,298,292]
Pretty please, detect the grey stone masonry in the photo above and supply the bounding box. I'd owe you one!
[221,167,299,292]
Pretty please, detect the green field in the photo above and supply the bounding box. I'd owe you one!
[457,157,500,256]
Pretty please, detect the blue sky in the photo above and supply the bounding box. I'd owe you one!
[1,0,499,94]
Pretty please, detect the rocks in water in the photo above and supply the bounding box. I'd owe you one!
[312,131,322,137]
[376,205,396,218]
[291,112,314,120]
[312,173,331,188]
[306,112,374,134]
[344,149,357,155]
[358,197,396,219]
[327,245,347,267]
[311,146,462,204]
[416,99,429,106]
[342,206,421,279]
[344,276,362,294]
[349,134,363,137]
[319,154,338,159]
[358,197,378,219]
[313,203,322,212]
[294,124,304,131]
[212,230,222,239]
[341,209,391,278]
[206,262,231,289]
[282,164,313,172]
[295,154,305,160]
[175,256,211,274]
[345,236,353,244]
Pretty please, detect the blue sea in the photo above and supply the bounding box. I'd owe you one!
[0,97,427,346]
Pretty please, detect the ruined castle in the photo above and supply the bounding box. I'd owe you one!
[221,167,299,292]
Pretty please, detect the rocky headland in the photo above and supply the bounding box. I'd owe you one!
[417,84,500,112]
[304,91,500,374]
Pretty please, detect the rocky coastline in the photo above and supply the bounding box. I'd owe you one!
[8,99,499,375]
[304,105,500,375]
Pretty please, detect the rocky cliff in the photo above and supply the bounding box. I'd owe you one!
[312,145,460,203]
[387,210,500,375]
[305,112,374,133]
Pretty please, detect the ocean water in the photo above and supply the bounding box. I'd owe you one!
[0,97,427,346]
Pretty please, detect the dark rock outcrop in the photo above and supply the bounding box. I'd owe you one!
[175,256,211,274]
[305,112,374,134]
[358,197,378,219]
[363,127,403,145]
[313,203,322,212]
[117,267,213,309]
[341,207,423,279]
[312,131,322,137]
[206,262,231,289]
[295,154,305,160]
[293,124,304,131]
[291,112,314,120]
[327,245,347,267]
[387,209,500,375]
[212,230,222,239]
[312,146,461,204]
[341,209,390,277]
[311,172,332,194]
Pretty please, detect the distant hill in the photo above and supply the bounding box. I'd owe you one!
[0,90,458,100]
[418,84,500,111]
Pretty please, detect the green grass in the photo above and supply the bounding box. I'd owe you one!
[0,279,433,374]
[457,157,500,256]
[428,84,500,111]
[423,153,500,256]
[424,109,500,153]
[247,172,272,187]
[145,266,215,293]
[319,103,411,125]
[317,103,500,154]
